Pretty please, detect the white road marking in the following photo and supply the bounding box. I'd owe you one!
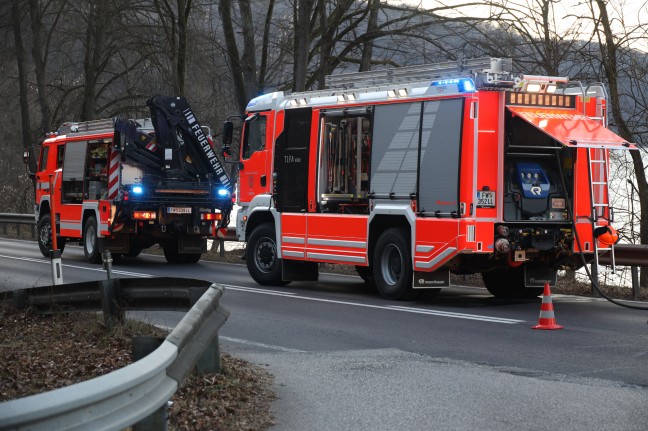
[386,305,524,324]
[0,254,153,278]
[224,284,525,325]
[221,336,305,353]
[225,285,299,296]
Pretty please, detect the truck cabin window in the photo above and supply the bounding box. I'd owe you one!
[242,115,266,159]
[38,147,49,172]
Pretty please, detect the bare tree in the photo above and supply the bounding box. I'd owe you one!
[28,0,67,134]
[10,0,32,151]
[153,0,194,95]
[587,0,648,285]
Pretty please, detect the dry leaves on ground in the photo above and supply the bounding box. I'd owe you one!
[0,301,275,430]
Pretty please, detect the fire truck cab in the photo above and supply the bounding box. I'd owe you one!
[224,58,634,299]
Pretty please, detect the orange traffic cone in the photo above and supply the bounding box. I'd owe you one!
[532,282,563,330]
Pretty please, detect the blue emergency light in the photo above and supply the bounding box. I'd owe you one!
[430,78,476,93]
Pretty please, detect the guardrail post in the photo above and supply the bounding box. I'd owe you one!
[12,289,26,309]
[196,336,221,374]
[132,336,169,431]
[590,262,599,297]
[50,249,64,285]
[632,266,640,300]
[100,278,123,330]
[102,250,113,279]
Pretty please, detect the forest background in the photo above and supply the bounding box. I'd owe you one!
[0,0,646,285]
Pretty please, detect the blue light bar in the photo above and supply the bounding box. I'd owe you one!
[430,78,476,93]
[217,188,230,198]
[132,185,144,194]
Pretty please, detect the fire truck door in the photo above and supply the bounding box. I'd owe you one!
[239,113,271,201]
[35,145,51,205]
[274,108,312,212]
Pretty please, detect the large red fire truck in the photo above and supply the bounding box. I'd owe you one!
[222,58,635,299]
[26,96,233,264]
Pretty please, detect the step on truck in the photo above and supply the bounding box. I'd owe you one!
[222,58,636,299]
[25,95,233,264]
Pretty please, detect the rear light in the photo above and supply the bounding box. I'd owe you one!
[201,213,222,221]
[133,211,156,220]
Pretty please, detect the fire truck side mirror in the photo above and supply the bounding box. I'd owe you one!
[23,149,35,178]
[222,121,233,147]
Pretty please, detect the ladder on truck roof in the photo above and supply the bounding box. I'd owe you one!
[57,118,154,136]
[325,57,513,89]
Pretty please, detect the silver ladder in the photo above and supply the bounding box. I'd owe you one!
[587,147,616,273]
[325,57,512,89]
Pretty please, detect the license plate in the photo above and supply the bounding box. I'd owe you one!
[476,191,495,208]
[168,207,192,214]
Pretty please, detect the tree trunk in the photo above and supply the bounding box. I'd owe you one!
[11,0,32,151]
[258,0,275,92]
[81,1,110,121]
[293,0,315,92]
[175,0,192,95]
[593,0,648,286]
[238,0,258,101]
[359,0,380,72]
[28,0,52,134]
[219,0,248,113]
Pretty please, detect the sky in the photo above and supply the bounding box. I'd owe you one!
[408,0,648,51]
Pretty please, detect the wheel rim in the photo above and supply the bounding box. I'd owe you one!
[85,225,96,254]
[39,224,51,248]
[254,236,277,273]
[380,244,402,286]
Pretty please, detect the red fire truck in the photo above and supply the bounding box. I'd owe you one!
[26,96,233,264]
[222,58,635,299]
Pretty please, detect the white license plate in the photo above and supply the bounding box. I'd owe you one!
[168,207,192,214]
[476,191,495,208]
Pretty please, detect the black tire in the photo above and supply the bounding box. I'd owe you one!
[126,245,142,258]
[83,216,102,264]
[482,267,543,299]
[373,228,418,300]
[183,253,202,263]
[246,222,288,286]
[36,214,66,257]
[163,241,184,263]
[355,265,375,287]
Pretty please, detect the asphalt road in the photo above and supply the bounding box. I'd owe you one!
[2,237,648,430]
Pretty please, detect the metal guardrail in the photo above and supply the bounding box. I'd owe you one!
[0,280,229,430]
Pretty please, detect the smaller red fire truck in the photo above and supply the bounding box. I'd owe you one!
[222,58,635,299]
[26,96,233,264]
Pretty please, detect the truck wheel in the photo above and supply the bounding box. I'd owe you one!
[482,267,543,299]
[162,241,183,263]
[373,228,418,300]
[36,214,65,258]
[83,216,102,264]
[246,223,287,286]
[182,253,202,263]
[355,265,375,287]
[126,245,142,258]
